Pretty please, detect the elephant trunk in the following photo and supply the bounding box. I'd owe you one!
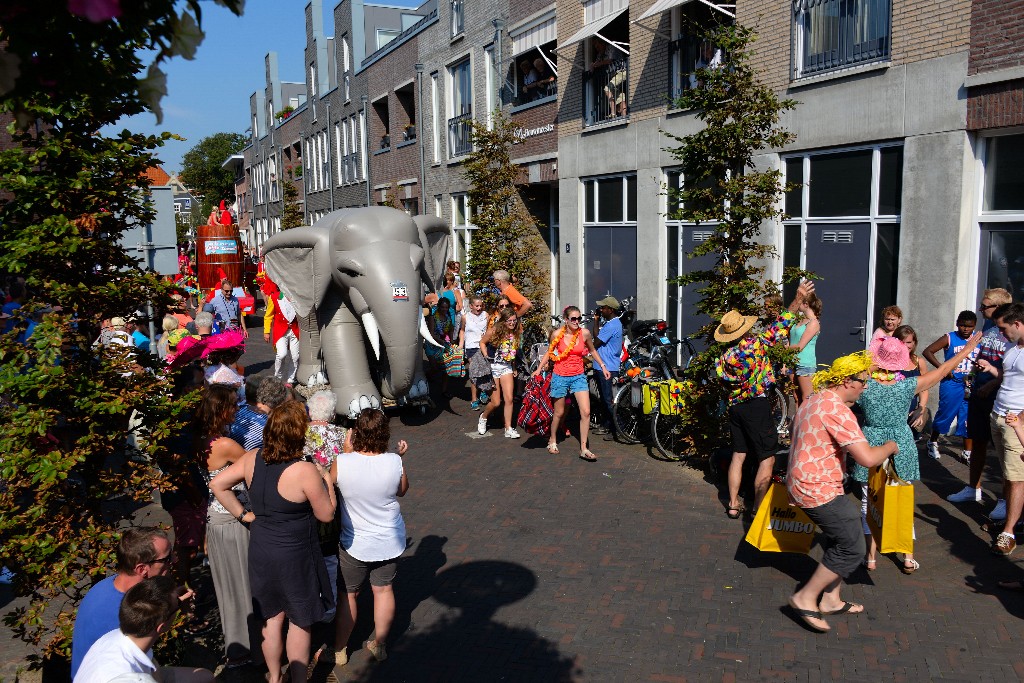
[379,342,420,399]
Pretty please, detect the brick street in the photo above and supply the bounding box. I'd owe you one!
[3,331,1024,681]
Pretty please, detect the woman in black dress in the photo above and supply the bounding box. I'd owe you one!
[211,401,337,683]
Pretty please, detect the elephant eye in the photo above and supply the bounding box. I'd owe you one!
[337,257,365,278]
[341,268,360,278]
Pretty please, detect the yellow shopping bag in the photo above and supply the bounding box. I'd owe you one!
[865,461,914,555]
[744,483,817,554]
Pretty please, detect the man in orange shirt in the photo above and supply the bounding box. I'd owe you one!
[493,270,531,317]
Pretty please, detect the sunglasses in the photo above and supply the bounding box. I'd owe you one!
[979,304,997,311]
[148,552,174,565]
[568,316,583,322]
[850,376,869,386]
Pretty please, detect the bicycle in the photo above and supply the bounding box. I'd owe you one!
[611,320,677,444]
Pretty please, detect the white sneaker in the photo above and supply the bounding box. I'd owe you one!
[477,417,487,435]
[991,499,1007,521]
[947,486,982,503]
[927,442,940,460]
[504,427,521,439]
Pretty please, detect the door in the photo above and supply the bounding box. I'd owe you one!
[584,226,637,310]
[804,222,871,361]
[679,226,718,352]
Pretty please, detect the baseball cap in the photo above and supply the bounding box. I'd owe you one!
[595,296,620,309]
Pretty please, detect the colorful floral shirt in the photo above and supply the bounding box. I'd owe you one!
[715,311,796,406]
[495,336,518,363]
[304,423,346,468]
[787,389,866,509]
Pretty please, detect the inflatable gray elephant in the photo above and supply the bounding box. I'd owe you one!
[262,207,451,417]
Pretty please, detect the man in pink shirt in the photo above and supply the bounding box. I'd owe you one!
[785,352,897,633]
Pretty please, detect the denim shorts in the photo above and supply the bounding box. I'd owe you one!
[550,372,588,398]
[796,366,816,377]
[491,361,513,379]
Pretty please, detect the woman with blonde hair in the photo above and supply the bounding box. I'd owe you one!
[156,314,180,360]
[476,307,522,438]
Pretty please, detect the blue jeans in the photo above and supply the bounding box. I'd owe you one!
[594,369,618,431]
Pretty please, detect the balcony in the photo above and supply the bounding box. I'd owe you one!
[583,58,629,127]
[794,0,891,78]
[448,112,472,158]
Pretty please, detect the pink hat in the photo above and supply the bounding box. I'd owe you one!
[200,329,245,358]
[869,335,910,371]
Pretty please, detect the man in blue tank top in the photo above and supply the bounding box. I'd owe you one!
[923,310,978,461]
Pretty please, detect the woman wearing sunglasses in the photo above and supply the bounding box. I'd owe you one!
[535,306,611,461]
[477,307,523,438]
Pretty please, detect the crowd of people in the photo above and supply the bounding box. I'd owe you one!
[712,282,1024,633]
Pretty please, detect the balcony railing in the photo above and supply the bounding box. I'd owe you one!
[794,0,891,77]
[448,111,472,157]
[582,57,629,126]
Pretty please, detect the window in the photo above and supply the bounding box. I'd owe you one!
[583,12,630,126]
[335,123,343,186]
[359,110,367,179]
[342,36,351,101]
[513,43,557,107]
[396,83,416,144]
[448,59,472,158]
[452,193,473,264]
[793,0,891,79]
[582,174,638,306]
[668,5,728,106]
[431,72,441,162]
[269,155,279,202]
[376,28,399,50]
[309,63,318,119]
[978,133,1024,300]
[451,0,464,38]
[403,198,419,216]
[373,96,391,151]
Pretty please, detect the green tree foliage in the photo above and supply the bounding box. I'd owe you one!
[463,110,549,331]
[0,0,243,664]
[662,23,807,455]
[179,131,247,220]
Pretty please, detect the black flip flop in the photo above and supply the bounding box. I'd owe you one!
[726,506,743,519]
[997,579,1024,591]
[820,601,864,616]
[788,597,829,632]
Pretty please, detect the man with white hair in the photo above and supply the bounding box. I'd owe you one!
[492,270,531,317]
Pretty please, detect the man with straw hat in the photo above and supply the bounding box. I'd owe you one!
[715,280,815,518]
[785,352,898,632]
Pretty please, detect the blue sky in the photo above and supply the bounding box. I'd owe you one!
[117,0,419,174]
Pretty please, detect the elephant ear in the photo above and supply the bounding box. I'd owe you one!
[261,226,332,318]
[414,215,451,293]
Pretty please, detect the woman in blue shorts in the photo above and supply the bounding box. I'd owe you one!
[535,306,611,462]
[789,293,821,406]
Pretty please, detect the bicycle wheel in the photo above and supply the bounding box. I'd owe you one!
[651,410,688,461]
[769,387,788,435]
[612,382,649,445]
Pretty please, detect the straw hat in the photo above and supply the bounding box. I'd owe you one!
[869,335,910,371]
[109,317,126,329]
[714,310,758,343]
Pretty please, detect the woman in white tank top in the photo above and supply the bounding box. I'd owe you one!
[461,297,491,408]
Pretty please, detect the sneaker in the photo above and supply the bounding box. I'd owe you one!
[504,427,521,439]
[947,486,982,503]
[365,639,387,662]
[992,532,1017,556]
[927,442,940,460]
[961,449,972,463]
[478,392,489,404]
[470,400,481,410]
[991,499,1007,521]
[477,417,487,435]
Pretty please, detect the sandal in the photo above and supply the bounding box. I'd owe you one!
[820,601,864,616]
[864,558,877,571]
[787,597,829,632]
[900,557,920,574]
[726,505,744,519]
[546,442,559,454]
[579,449,598,462]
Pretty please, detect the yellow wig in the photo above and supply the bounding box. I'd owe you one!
[812,351,874,392]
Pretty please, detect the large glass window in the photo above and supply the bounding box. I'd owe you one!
[793,0,891,79]
[979,134,1024,298]
[448,59,472,157]
[808,149,872,217]
[582,175,638,306]
[985,133,1024,212]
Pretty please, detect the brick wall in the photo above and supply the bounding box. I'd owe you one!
[969,0,1024,75]
[510,100,557,159]
[367,34,422,209]
[968,81,1024,129]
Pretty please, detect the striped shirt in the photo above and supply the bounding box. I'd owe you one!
[230,403,267,450]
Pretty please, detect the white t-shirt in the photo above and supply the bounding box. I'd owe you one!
[336,451,406,562]
[463,311,489,350]
[74,629,156,683]
[994,344,1024,416]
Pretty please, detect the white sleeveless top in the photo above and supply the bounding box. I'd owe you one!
[464,311,489,349]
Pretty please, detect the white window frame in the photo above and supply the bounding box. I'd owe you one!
[447,57,473,159]
[972,129,1024,303]
[451,193,474,264]
[431,72,441,163]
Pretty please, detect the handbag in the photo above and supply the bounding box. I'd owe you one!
[866,459,914,555]
[517,373,554,436]
[744,482,817,554]
[441,345,465,377]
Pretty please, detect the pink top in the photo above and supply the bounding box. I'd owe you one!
[787,389,867,509]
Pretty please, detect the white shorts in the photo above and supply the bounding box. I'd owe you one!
[491,361,513,379]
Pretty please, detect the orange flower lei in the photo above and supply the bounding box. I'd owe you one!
[547,326,582,363]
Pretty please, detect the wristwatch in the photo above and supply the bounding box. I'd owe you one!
[236,511,249,523]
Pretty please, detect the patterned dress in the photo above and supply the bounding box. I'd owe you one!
[851,377,920,483]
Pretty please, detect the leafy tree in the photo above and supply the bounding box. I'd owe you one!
[281,176,304,229]
[463,110,549,332]
[661,23,808,456]
[0,0,243,666]
[179,131,247,220]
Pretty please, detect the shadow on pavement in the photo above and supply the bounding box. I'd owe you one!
[348,560,577,682]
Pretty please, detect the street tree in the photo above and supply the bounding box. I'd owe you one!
[463,109,549,332]
[0,0,244,667]
[179,131,247,220]
[281,176,304,229]
[661,23,807,455]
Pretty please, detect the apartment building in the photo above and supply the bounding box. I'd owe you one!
[554,0,1008,363]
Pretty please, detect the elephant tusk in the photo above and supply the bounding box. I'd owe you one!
[420,315,443,348]
[361,312,381,360]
